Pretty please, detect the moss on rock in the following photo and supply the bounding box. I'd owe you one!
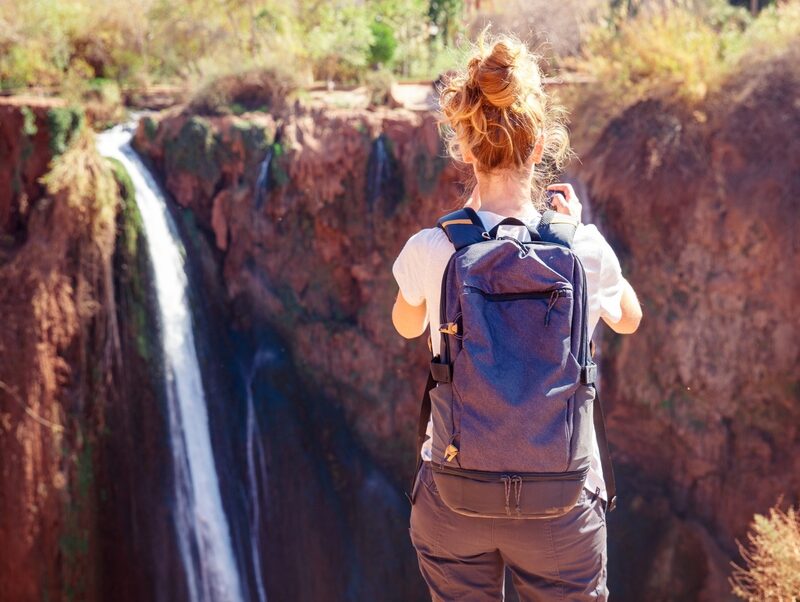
[164,116,221,180]
[46,106,85,156]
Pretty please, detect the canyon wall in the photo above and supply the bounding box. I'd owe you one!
[2,38,797,601]
[573,47,800,600]
[133,105,464,478]
[0,100,177,601]
[134,43,799,599]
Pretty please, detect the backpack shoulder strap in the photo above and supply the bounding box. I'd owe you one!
[437,207,486,250]
[536,210,579,249]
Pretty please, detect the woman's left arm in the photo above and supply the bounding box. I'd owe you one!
[392,291,427,339]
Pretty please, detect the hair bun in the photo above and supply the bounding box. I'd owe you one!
[475,42,519,109]
[438,31,572,185]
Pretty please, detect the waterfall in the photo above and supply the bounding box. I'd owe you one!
[365,135,390,209]
[254,149,273,210]
[98,123,245,602]
[243,349,274,602]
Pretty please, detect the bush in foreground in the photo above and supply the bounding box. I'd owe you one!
[730,502,800,600]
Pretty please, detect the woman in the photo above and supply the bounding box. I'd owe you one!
[391,34,642,601]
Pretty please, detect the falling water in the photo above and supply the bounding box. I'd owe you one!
[242,349,275,602]
[98,123,245,602]
[254,149,273,209]
[365,135,390,209]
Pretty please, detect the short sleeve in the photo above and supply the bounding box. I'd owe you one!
[596,231,626,325]
[392,230,427,306]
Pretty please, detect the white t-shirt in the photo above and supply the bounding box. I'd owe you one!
[392,206,626,501]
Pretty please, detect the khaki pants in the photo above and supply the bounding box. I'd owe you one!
[410,462,608,601]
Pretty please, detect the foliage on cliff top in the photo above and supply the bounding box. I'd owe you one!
[187,66,300,116]
[0,0,462,95]
[559,0,800,155]
[730,502,800,600]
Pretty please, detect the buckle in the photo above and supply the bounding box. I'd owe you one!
[430,361,452,383]
[581,364,597,385]
[438,322,458,335]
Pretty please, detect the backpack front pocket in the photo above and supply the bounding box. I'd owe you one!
[453,286,581,473]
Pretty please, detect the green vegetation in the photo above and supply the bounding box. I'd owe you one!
[40,123,118,236]
[46,107,84,156]
[58,437,94,602]
[163,116,222,183]
[0,0,467,97]
[3,0,794,120]
[107,156,157,362]
[106,157,138,258]
[21,106,38,137]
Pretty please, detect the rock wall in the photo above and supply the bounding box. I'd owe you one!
[132,44,799,599]
[0,100,175,602]
[134,105,463,478]
[572,46,800,599]
[0,99,114,600]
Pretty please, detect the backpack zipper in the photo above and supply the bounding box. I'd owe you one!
[464,287,571,326]
[463,287,571,302]
[430,462,588,483]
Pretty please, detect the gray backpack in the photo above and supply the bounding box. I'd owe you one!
[412,207,617,518]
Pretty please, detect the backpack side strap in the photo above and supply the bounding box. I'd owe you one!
[408,369,437,503]
[593,385,618,512]
[437,207,487,250]
[537,210,579,249]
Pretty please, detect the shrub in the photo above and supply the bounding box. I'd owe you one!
[730,502,800,600]
[364,68,395,107]
[187,66,301,116]
[369,20,397,67]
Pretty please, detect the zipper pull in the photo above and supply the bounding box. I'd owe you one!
[544,290,559,326]
[444,444,459,462]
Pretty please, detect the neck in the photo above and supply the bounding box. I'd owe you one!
[475,169,535,217]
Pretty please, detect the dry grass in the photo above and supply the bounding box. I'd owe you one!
[730,502,800,601]
[558,0,800,156]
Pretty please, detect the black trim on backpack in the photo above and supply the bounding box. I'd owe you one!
[437,208,486,250]
[410,370,437,503]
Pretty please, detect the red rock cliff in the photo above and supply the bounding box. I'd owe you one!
[133,46,799,599]
[572,46,800,597]
[0,98,116,600]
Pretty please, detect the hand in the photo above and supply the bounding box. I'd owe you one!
[546,183,582,223]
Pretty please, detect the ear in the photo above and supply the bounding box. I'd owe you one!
[530,130,545,165]
[462,146,476,165]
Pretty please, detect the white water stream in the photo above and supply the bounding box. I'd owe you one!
[98,123,245,602]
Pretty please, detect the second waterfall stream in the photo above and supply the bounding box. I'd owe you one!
[98,121,253,602]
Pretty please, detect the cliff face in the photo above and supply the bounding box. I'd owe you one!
[0,101,175,602]
[134,105,463,477]
[0,99,115,600]
[134,45,799,597]
[573,47,800,599]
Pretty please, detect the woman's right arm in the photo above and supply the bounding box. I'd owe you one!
[602,279,642,334]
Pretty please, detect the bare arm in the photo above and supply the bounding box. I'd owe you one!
[392,291,428,339]
[601,278,642,334]
[546,183,642,335]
